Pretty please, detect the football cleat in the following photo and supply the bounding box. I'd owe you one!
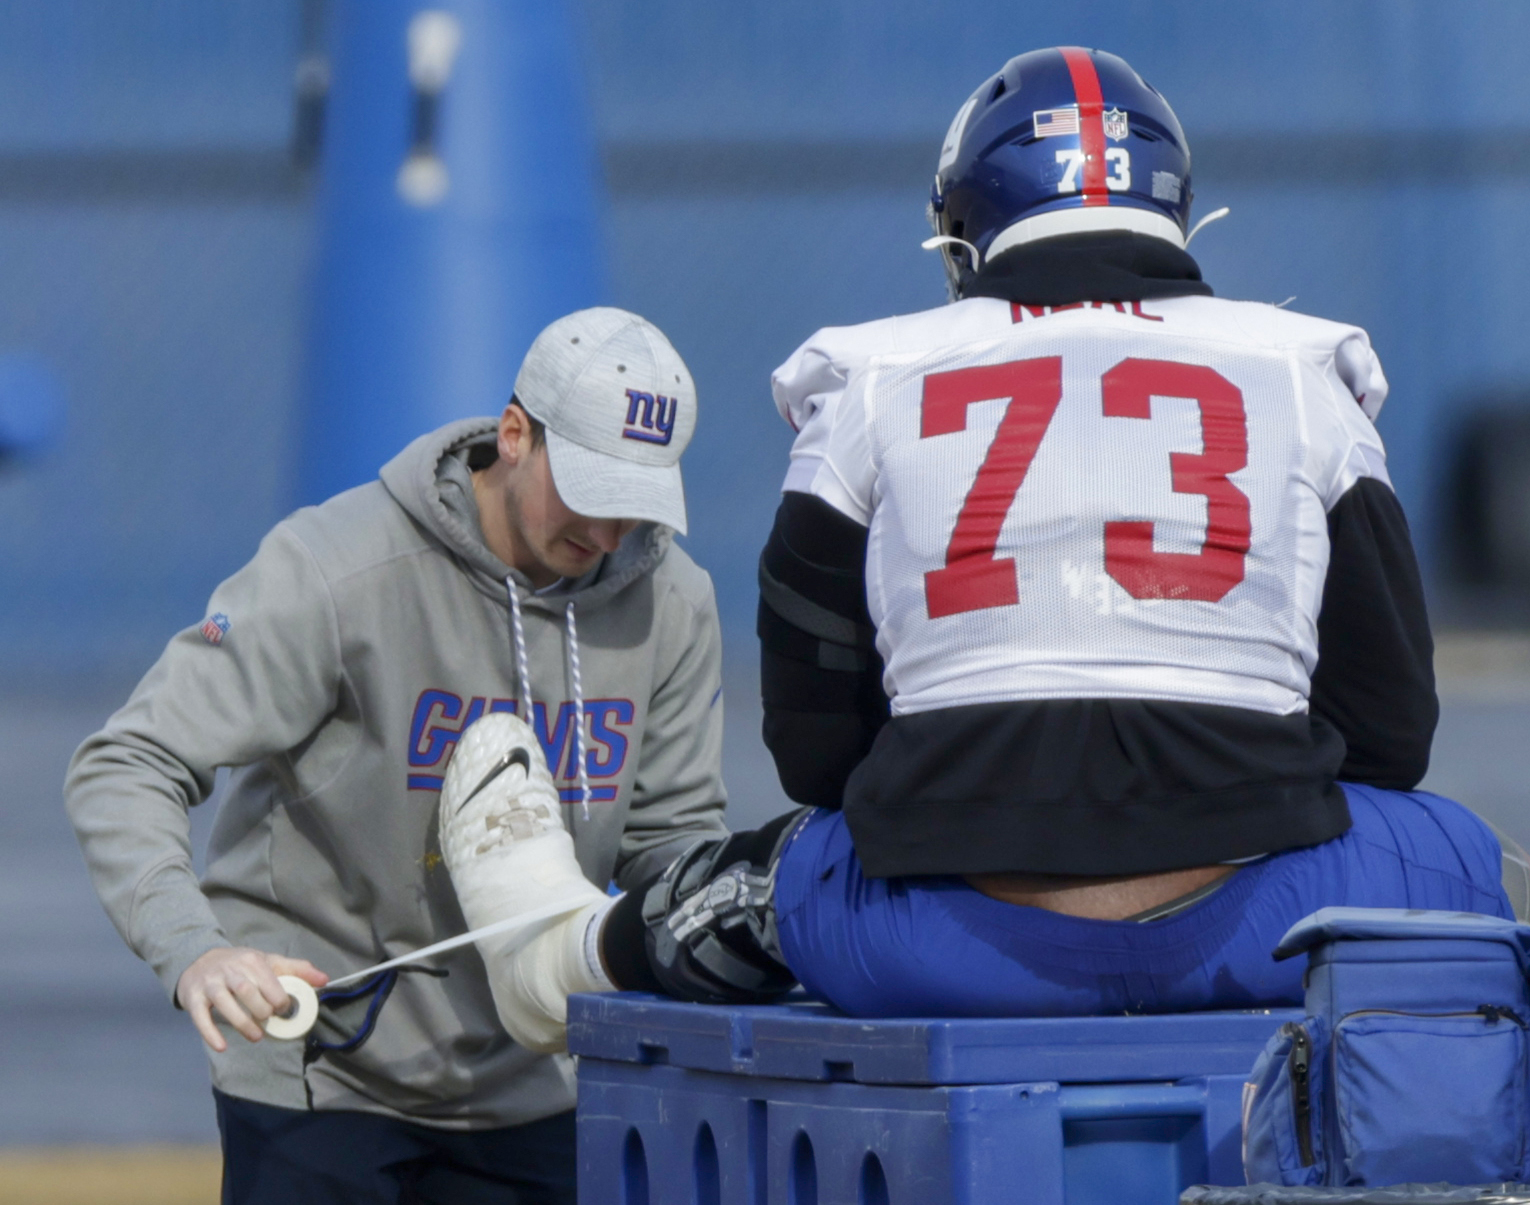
[439,711,564,867]
[439,711,599,918]
[438,711,610,1048]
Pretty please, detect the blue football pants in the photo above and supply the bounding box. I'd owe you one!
[771,784,1514,1017]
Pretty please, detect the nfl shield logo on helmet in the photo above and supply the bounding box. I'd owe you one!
[1103,108,1129,141]
[200,612,231,646]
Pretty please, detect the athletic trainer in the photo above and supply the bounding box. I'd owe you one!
[65,307,728,1203]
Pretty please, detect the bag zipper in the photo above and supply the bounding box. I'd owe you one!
[1285,1022,1315,1168]
[1339,1006,1528,1026]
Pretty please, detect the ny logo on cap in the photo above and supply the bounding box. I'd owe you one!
[622,389,678,446]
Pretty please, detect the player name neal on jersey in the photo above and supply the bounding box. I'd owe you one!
[1011,300,1163,323]
[1033,106,1081,137]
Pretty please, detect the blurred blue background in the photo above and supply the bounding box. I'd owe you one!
[5,0,1530,1150]
[4,0,1530,678]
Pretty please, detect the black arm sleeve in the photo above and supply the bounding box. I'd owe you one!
[758,492,889,808]
[1309,476,1437,788]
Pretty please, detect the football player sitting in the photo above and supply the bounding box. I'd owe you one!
[442,48,1518,1045]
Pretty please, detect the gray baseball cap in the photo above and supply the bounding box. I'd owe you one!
[512,307,696,534]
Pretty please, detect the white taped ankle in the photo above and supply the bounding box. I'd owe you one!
[584,894,619,991]
[490,898,617,1053]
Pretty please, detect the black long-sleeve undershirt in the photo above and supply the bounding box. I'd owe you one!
[1308,476,1436,787]
[756,482,1437,875]
[757,492,888,807]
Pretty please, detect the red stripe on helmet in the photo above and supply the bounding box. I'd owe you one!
[1059,46,1109,206]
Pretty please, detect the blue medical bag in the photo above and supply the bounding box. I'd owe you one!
[1242,909,1530,1188]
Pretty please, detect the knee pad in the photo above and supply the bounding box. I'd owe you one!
[639,814,807,1005]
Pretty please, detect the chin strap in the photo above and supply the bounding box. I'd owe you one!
[921,234,982,303]
[921,233,984,270]
[1185,206,1231,246]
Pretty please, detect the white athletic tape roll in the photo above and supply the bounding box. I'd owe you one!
[264,975,320,1041]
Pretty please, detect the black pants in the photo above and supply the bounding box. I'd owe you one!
[215,1089,576,1205]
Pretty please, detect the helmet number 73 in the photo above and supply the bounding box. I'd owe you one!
[920,355,1251,620]
[1055,147,1131,193]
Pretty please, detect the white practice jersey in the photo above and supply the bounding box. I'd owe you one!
[773,294,1392,719]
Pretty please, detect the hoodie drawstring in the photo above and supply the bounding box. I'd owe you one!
[503,576,591,822]
[564,601,591,821]
[505,578,534,722]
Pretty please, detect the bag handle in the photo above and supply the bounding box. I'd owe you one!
[1272,906,1530,963]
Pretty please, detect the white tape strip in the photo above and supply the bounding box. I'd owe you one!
[261,898,593,1040]
[326,898,588,989]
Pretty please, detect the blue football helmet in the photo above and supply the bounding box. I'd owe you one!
[928,47,1194,297]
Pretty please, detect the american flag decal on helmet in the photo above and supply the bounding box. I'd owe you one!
[1033,107,1080,137]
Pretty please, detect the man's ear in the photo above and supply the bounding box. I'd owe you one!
[497,402,530,466]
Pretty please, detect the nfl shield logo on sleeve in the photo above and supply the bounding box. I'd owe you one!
[200,612,231,646]
[1103,107,1129,141]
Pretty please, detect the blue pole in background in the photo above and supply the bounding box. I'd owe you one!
[0,354,65,465]
[302,0,605,504]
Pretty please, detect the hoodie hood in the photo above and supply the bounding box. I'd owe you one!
[379,417,673,615]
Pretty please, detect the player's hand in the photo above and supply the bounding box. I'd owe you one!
[175,947,328,1052]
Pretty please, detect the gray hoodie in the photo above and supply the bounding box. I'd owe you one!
[65,418,729,1127]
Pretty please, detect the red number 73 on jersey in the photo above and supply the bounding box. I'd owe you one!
[921,355,1251,619]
